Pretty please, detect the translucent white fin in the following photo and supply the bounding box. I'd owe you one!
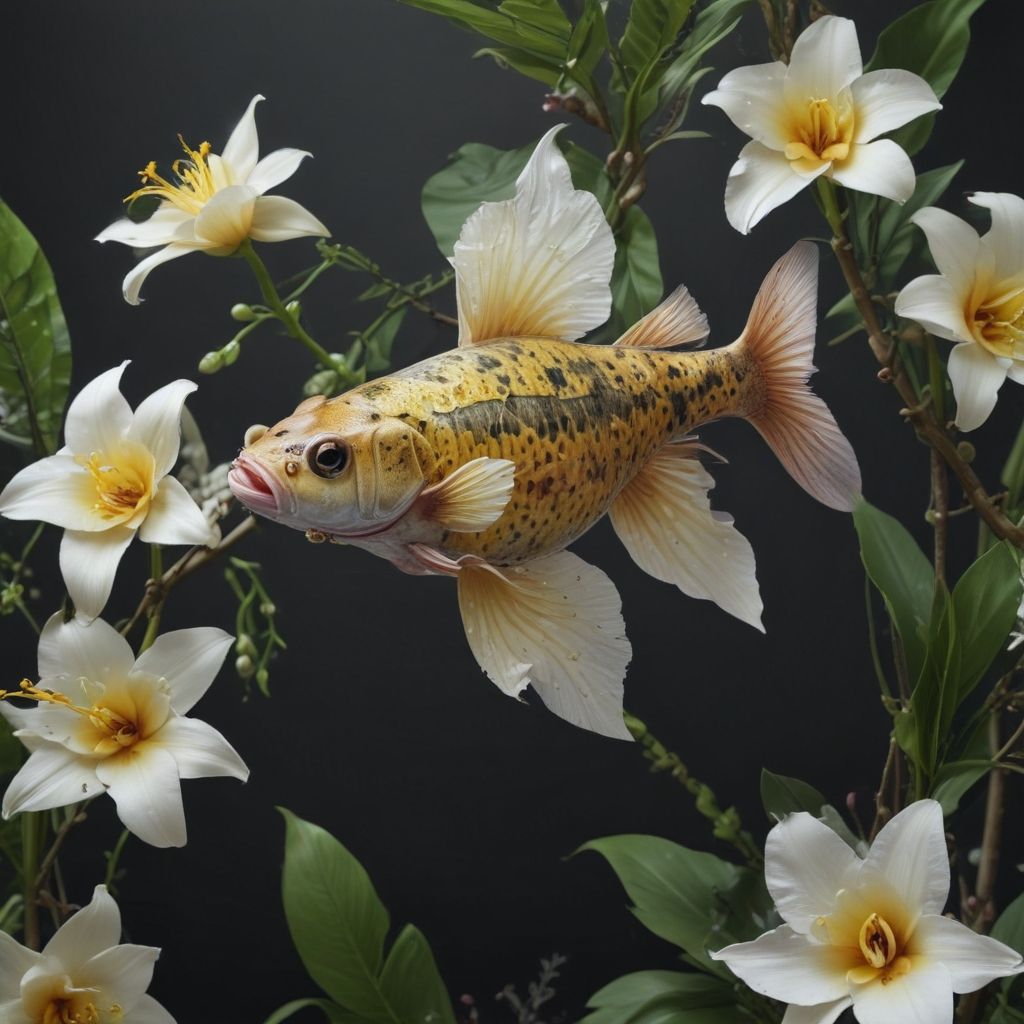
[614,284,709,348]
[733,241,862,511]
[451,125,614,346]
[457,552,632,740]
[609,442,763,630]
[417,457,516,532]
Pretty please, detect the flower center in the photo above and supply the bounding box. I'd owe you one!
[126,135,218,215]
[858,912,897,968]
[76,447,153,522]
[971,284,1024,360]
[41,998,118,1024]
[784,96,855,169]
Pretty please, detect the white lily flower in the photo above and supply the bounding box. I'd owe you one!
[0,884,174,1024]
[895,193,1024,431]
[702,16,940,234]
[712,801,1023,1024]
[96,94,330,304]
[0,362,216,621]
[0,614,246,849]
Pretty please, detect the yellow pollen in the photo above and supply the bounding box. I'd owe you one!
[858,913,897,969]
[42,999,100,1024]
[126,134,219,214]
[78,452,149,520]
[971,285,1024,359]
[784,96,854,168]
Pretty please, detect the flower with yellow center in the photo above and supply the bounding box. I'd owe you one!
[711,801,1023,1024]
[96,94,329,304]
[0,884,174,1023]
[895,193,1024,431]
[0,362,216,621]
[702,16,941,234]
[0,613,246,848]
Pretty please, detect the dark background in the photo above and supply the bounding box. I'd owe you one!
[2,1,1022,1020]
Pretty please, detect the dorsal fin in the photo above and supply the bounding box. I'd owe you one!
[451,125,614,346]
[614,285,709,348]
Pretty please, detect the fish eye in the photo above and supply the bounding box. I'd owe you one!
[308,438,350,479]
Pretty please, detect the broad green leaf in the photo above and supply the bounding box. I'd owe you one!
[853,500,934,685]
[363,306,408,374]
[421,141,533,256]
[565,0,609,88]
[992,892,1024,994]
[0,198,72,455]
[951,543,1022,701]
[576,835,740,975]
[474,45,562,86]
[583,970,738,1024]
[610,208,662,335]
[378,924,456,1024]
[759,770,860,851]
[263,999,360,1024]
[1002,418,1024,517]
[931,760,990,816]
[620,0,695,83]
[866,0,988,156]
[279,809,391,1018]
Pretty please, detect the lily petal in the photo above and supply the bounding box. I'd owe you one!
[127,380,197,479]
[95,206,193,247]
[0,455,105,531]
[126,994,177,1024]
[849,957,952,1024]
[910,208,981,300]
[724,140,821,235]
[123,244,198,305]
[192,185,257,250]
[80,944,159,1011]
[43,885,121,971]
[153,716,249,781]
[64,362,132,455]
[894,275,973,343]
[947,343,1009,432]
[830,139,915,203]
[2,744,103,818]
[247,147,312,194]
[712,925,851,1004]
[249,195,330,242]
[785,16,862,102]
[220,94,264,182]
[59,526,135,622]
[96,745,186,848]
[782,999,852,1024]
[138,475,216,546]
[37,613,135,687]
[765,813,861,933]
[701,62,789,150]
[0,930,41,1000]
[910,914,1024,991]
[133,627,233,715]
[860,800,948,918]
[970,192,1024,285]
[851,70,941,143]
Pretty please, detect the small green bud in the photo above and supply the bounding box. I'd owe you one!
[957,441,976,463]
[285,300,302,318]
[236,634,257,658]
[230,303,256,322]
[221,339,241,366]
[235,655,255,679]
[198,351,223,374]
[259,601,276,617]
[304,369,339,396]
[255,668,270,694]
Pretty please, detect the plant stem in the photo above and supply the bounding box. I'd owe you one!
[138,544,163,653]
[970,697,1008,933]
[931,450,949,588]
[104,829,131,890]
[21,811,45,949]
[624,712,762,867]
[818,180,1024,548]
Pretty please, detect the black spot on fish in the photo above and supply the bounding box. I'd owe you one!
[370,413,381,421]
[670,392,688,426]
[544,366,568,390]
[496,373,511,388]
[475,354,503,371]
[667,365,681,379]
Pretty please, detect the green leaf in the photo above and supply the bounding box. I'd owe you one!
[866,0,988,156]
[620,0,695,83]
[279,810,456,1024]
[263,999,360,1024]
[759,770,860,851]
[474,45,562,86]
[582,971,736,1024]
[610,208,662,335]
[853,499,934,685]
[931,760,990,816]
[565,0,608,87]
[363,307,409,374]
[576,835,740,975]
[1002,418,1024,517]
[0,717,23,778]
[951,543,1023,701]
[993,892,1024,993]
[0,198,72,455]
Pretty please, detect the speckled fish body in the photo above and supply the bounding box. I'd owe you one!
[342,338,750,566]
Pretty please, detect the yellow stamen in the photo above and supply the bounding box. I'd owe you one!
[42,999,100,1024]
[971,284,1024,360]
[858,912,897,969]
[785,96,855,170]
[77,452,150,521]
[125,134,218,215]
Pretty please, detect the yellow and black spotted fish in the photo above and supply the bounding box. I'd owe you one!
[228,126,860,739]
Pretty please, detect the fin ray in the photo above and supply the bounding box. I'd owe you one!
[419,457,515,532]
[614,285,709,349]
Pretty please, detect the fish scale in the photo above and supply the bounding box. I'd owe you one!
[352,336,757,564]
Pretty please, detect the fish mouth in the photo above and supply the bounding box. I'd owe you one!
[228,455,285,517]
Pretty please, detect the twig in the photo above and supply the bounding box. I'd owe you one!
[33,803,89,895]
[970,702,1008,933]
[870,736,898,840]
[931,450,949,587]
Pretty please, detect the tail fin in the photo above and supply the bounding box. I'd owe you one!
[733,241,861,511]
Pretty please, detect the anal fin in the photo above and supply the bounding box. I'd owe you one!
[614,284,709,349]
[456,552,633,740]
[417,457,515,532]
[609,442,763,630]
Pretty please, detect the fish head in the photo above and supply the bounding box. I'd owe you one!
[228,394,436,537]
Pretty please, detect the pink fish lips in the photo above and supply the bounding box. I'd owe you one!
[228,457,280,516]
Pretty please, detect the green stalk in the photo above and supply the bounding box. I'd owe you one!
[139,545,163,654]
[21,811,46,949]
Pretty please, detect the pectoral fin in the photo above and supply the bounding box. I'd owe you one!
[451,125,614,346]
[417,457,515,532]
[609,442,763,630]
[456,552,632,740]
[614,284,709,349]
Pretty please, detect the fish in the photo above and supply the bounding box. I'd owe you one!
[228,125,860,740]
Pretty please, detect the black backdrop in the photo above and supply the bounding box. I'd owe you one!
[2,1,1022,1020]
